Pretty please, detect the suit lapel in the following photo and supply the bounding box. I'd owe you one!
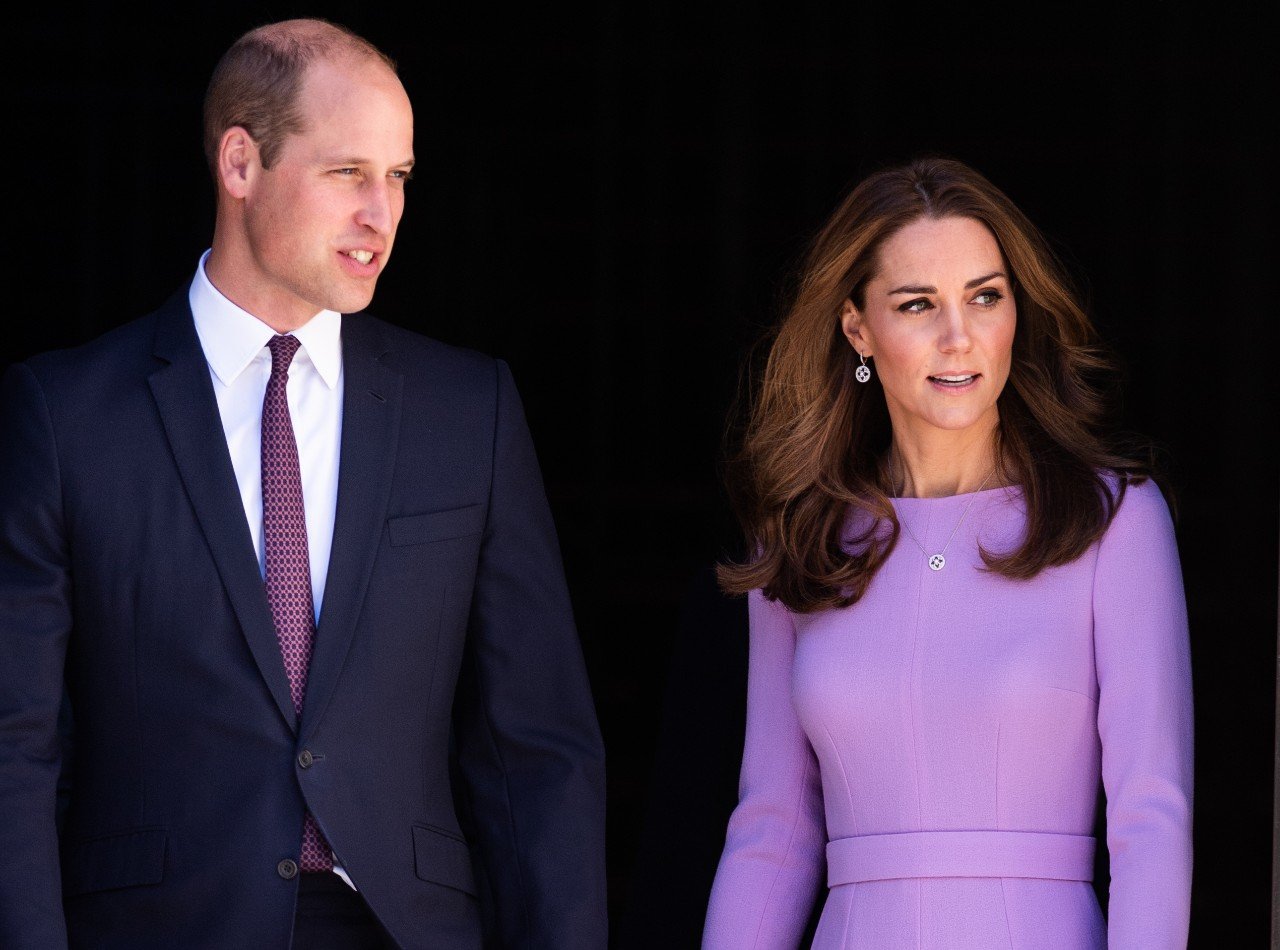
[147,289,299,733]
[301,315,403,743]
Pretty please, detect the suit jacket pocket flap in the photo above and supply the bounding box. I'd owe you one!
[389,505,485,546]
[64,828,167,897]
[412,824,477,896]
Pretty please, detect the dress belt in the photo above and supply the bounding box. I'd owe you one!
[826,830,1095,886]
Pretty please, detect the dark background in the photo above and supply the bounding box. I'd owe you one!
[10,3,1277,946]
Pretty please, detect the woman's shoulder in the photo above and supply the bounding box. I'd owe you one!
[1105,472,1170,516]
[1098,473,1176,554]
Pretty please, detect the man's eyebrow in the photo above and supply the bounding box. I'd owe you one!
[317,156,417,168]
[887,271,1007,295]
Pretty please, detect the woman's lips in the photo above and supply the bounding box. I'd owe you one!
[927,372,981,392]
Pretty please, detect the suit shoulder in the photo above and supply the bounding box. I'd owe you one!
[14,284,192,417]
[354,314,502,390]
[20,311,160,394]
[358,314,493,366]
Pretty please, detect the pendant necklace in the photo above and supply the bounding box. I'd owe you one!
[895,469,995,572]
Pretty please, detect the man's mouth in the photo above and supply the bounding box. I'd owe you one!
[345,250,375,265]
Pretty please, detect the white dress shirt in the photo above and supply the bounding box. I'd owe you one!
[189,250,344,623]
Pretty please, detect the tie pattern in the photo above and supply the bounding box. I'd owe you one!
[261,334,333,873]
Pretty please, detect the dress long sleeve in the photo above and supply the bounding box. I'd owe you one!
[703,589,825,949]
[1092,480,1193,947]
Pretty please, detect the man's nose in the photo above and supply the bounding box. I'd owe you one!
[355,180,395,234]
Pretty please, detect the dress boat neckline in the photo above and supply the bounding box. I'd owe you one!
[889,483,1022,503]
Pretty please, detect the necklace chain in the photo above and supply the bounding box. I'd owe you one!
[894,469,995,572]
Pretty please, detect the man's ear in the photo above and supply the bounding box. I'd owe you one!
[216,126,259,201]
[839,298,871,357]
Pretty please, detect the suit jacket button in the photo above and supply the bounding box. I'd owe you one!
[277,859,299,880]
[297,750,314,769]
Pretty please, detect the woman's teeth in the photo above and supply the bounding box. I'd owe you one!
[930,374,976,386]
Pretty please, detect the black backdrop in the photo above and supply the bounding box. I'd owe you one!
[10,3,1278,946]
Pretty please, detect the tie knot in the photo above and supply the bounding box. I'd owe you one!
[267,335,301,375]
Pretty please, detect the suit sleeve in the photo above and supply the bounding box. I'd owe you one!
[1093,479,1193,947]
[453,359,607,949]
[0,363,72,949]
[703,588,824,949]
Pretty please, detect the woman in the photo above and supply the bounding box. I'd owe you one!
[703,158,1192,948]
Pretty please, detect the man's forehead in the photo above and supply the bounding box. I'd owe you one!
[300,55,405,103]
[289,57,412,142]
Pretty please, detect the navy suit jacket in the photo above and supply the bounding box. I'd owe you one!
[0,287,607,949]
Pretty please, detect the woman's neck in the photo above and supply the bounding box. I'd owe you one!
[887,424,1000,499]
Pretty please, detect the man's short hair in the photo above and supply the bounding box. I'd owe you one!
[202,19,396,178]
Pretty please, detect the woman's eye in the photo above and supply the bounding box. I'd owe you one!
[973,290,1003,306]
[898,298,932,314]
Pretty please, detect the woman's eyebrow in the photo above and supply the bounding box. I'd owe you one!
[965,271,1006,289]
[887,272,1006,295]
[885,271,1003,294]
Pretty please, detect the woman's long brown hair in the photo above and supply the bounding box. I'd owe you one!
[719,157,1156,613]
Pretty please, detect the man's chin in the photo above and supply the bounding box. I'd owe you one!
[327,286,379,315]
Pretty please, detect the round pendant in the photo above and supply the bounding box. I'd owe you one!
[855,364,871,383]
[928,553,946,571]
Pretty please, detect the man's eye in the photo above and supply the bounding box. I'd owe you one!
[333,168,359,176]
[389,169,414,182]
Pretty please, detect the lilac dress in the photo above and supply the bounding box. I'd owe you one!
[704,481,1192,949]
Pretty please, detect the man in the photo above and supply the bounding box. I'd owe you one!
[0,19,606,949]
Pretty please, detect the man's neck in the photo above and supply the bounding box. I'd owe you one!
[204,238,318,334]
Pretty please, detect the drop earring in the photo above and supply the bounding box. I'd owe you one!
[855,352,872,383]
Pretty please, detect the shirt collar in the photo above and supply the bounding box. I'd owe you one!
[188,249,342,389]
[290,309,342,389]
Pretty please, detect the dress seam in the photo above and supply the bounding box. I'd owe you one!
[999,877,1016,950]
[909,514,927,832]
[750,753,817,949]
[908,510,930,948]
[1043,684,1098,705]
[822,723,857,835]
[840,879,857,948]
[995,722,1002,828]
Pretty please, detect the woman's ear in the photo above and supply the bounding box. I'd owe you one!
[839,298,871,357]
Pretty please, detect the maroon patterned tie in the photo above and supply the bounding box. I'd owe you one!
[261,334,333,873]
